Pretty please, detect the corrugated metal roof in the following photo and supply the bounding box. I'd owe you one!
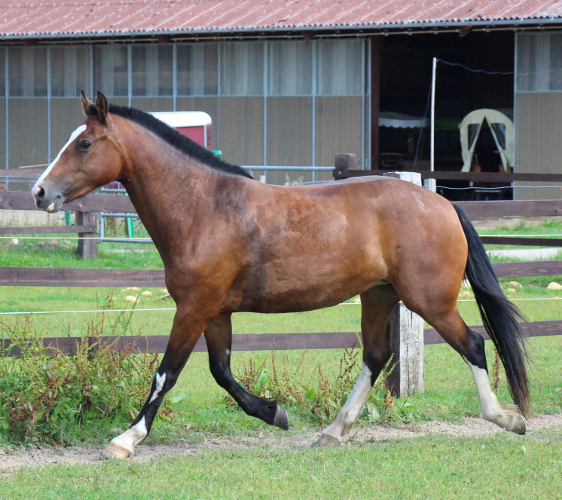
[1,0,562,39]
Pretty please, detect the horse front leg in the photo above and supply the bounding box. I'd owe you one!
[204,312,289,430]
[102,307,208,459]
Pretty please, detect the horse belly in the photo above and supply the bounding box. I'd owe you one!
[237,247,386,313]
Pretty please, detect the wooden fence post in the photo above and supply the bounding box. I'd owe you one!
[334,153,357,173]
[386,302,425,397]
[383,171,425,397]
[76,211,98,258]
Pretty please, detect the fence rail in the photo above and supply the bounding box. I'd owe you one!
[2,191,562,252]
[2,319,561,358]
[1,260,561,288]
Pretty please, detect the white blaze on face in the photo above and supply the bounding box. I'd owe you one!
[31,124,87,194]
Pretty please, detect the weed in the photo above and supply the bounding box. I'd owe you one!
[0,312,159,445]
[228,347,417,427]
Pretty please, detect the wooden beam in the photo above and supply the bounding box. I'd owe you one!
[0,191,135,214]
[2,320,561,357]
[333,169,562,184]
[383,172,425,397]
[370,36,381,170]
[480,236,562,247]
[0,267,166,287]
[76,211,99,258]
[0,225,96,235]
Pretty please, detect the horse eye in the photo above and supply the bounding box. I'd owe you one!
[78,140,92,150]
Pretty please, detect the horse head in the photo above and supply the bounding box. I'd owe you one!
[32,92,122,213]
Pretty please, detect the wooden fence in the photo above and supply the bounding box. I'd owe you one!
[2,318,561,360]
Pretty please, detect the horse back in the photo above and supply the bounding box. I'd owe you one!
[228,176,466,313]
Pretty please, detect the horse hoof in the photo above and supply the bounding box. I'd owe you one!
[101,442,132,459]
[510,415,526,435]
[273,406,289,430]
[312,434,342,448]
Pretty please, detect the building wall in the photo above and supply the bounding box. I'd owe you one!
[515,32,562,200]
[1,39,369,182]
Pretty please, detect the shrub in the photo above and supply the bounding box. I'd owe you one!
[0,313,158,445]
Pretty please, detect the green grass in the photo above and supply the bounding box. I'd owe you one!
[0,237,162,270]
[478,217,562,253]
[1,432,561,499]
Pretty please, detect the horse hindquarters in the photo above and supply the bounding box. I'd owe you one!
[401,204,527,435]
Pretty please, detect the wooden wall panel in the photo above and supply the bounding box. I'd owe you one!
[50,99,86,157]
[315,97,363,167]
[515,92,562,200]
[266,97,312,166]
[218,96,264,166]
[8,99,48,168]
[131,97,173,112]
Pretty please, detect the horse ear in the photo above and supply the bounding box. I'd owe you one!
[95,91,109,125]
[81,90,95,117]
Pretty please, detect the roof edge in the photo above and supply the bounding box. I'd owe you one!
[2,17,562,42]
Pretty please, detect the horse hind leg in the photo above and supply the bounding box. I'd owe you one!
[314,285,399,447]
[462,326,526,434]
[204,313,289,430]
[408,297,526,435]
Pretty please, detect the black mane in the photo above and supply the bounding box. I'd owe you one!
[108,104,253,179]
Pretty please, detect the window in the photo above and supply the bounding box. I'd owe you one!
[8,47,48,97]
[220,42,264,95]
[177,43,218,96]
[132,45,173,96]
[51,46,92,97]
[94,45,128,97]
[268,41,312,95]
[0,48,4,96]
[517,32,562,92]
[316,39,363,96]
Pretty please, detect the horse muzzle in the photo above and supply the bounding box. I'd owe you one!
[32,185,64,213]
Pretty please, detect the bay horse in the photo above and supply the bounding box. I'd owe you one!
[32,92,529,458]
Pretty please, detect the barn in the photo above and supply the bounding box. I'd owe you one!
[1,0,562,199]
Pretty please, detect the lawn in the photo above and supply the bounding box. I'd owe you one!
[1,431,562,500]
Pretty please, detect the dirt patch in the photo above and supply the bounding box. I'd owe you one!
[1,414,561,473]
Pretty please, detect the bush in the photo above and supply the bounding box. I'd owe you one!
[0,313,159,445]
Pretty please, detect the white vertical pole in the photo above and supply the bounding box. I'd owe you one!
[383,171,425,397]
[430,57,437,173]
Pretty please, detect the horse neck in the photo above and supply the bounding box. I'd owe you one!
[115,124,216,253]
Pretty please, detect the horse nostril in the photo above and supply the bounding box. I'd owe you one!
[33,186,45,201]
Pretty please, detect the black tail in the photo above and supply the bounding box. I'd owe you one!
[453,204,530,417]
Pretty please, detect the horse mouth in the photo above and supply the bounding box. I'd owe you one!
[45,198,62,213]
